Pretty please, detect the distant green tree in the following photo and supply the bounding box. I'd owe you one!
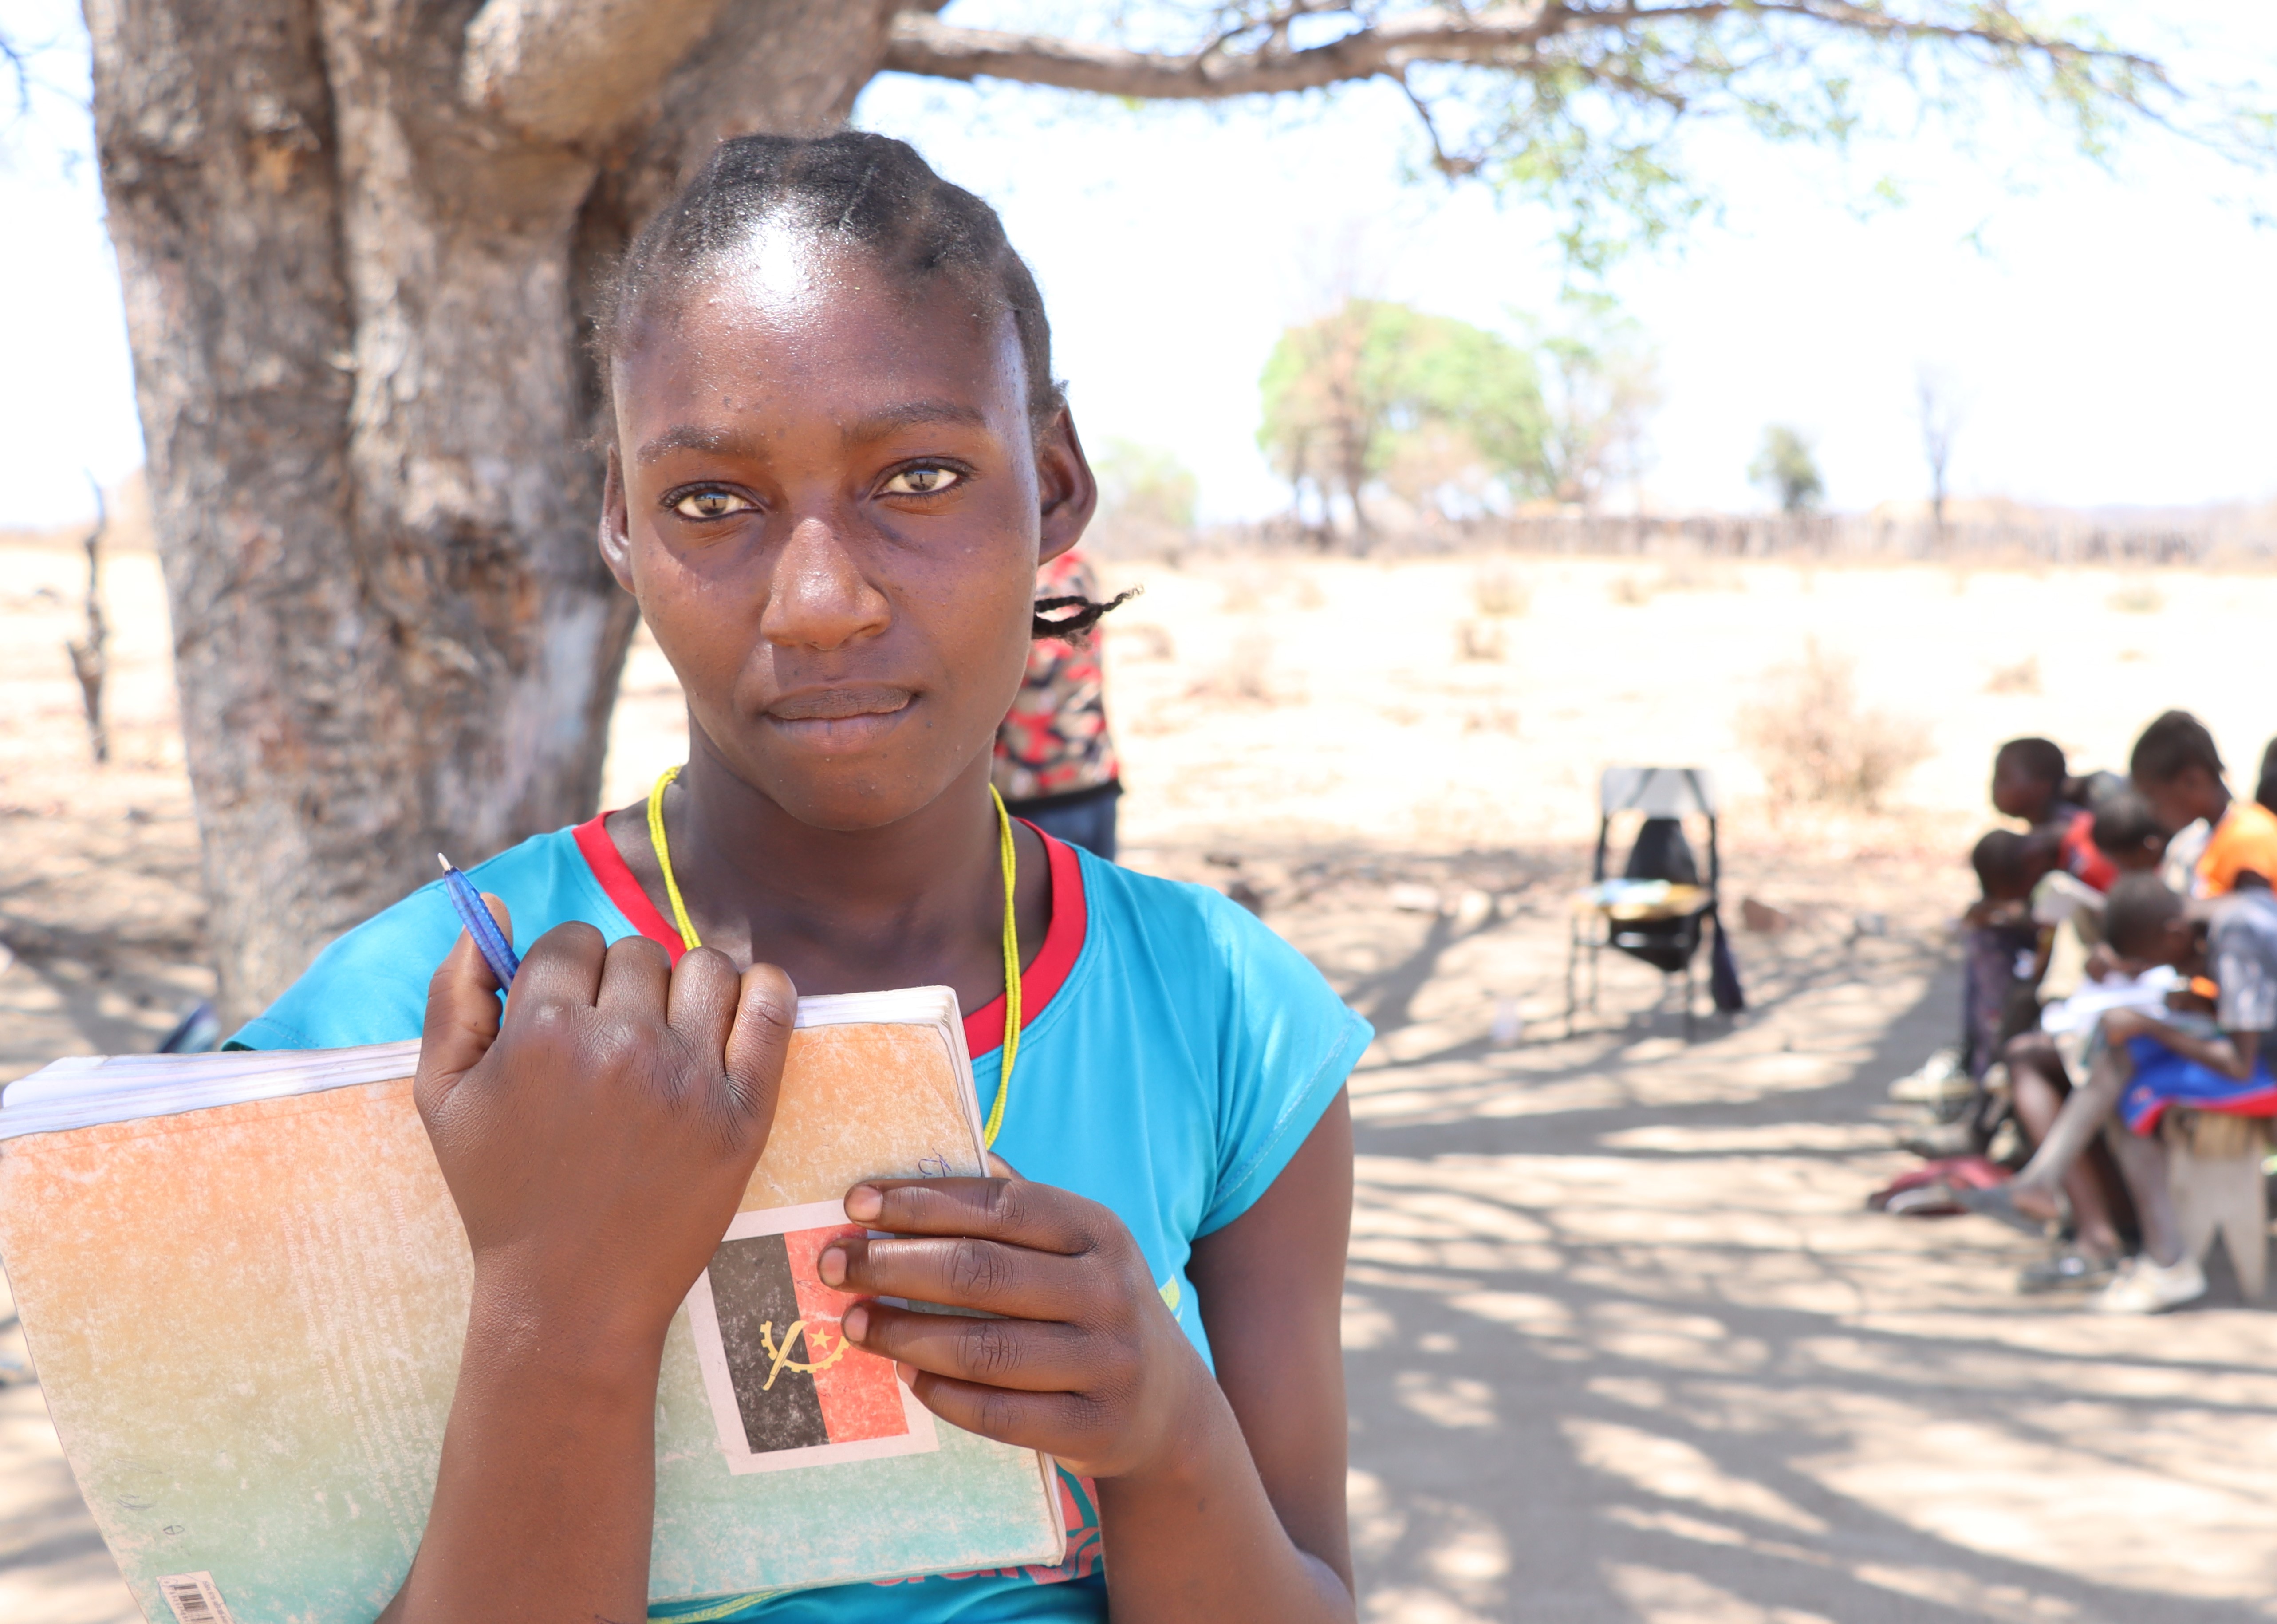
[1091,438,1199,546]
[1258,299,1547,543]
[1749,423,1826,513]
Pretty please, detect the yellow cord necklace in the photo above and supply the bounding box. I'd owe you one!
[645,766,1022,1148]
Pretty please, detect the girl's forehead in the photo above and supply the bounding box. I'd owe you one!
[617,252,1024,418]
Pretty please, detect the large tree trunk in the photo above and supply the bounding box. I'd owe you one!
[87,0,898,1020]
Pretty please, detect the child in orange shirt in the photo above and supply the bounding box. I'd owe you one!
[2131,710,2277,898]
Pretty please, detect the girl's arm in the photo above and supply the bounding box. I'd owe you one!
[1115,1088,1357,1615]
[381,914,794,1624]
[830,1092,1358,1622]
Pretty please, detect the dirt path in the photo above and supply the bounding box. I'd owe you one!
[4,545,2274,1620]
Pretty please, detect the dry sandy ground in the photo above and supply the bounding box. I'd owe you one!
[4,541,2277,1621]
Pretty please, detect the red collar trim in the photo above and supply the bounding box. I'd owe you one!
[574,814,689,962]
[965,822,1087,1060]
[569,812,1087,1057]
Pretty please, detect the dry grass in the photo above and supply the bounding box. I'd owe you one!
[1469,568,1531,618]
[1737,641,1934,810]
[1115,622,1177,662]
[2108,579,2166,614]
[1604,560,1742,608]
[1454,620,1507,662]
[1184,632,1284,706]
[1220,575,1267,614]
[1984,654,2041,695]
[1652,558,1743,594]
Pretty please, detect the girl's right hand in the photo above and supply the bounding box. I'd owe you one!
[415,905,796,1348]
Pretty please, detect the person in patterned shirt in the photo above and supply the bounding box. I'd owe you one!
[994,549,1124,859]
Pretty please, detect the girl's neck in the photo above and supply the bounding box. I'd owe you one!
[604,735,1052,1009]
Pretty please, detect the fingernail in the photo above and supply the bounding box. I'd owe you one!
[845,1185,883,1222]
[843,1303,869,1341]
[818,1246,846,1287]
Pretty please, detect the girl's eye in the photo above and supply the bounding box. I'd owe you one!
[671,489,755,520]
[881,465,962,497]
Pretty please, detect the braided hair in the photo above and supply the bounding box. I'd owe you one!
[1033,586,1139,643]
[597,131,1123,639]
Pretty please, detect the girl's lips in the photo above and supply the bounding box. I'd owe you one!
[765,684,914,722]
[761,686,915,751]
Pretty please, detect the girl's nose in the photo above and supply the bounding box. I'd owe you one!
[760,515,890,652]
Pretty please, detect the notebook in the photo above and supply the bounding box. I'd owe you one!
[0,988,1064,1624]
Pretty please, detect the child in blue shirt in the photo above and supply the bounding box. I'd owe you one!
[235,132,1368,1624]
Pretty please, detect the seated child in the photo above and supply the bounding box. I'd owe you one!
[1960,828,2056,1087]
[2131,709,2277,898]
[1992,795,2175,1289]
[1974,874,2277,1313]
[231,133,1365,1624]
[1990,736,2085,834]
[2090,791,2170,879]
[2032,792,2170,953]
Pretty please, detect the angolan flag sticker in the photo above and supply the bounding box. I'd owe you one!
[686,1198,940,1474]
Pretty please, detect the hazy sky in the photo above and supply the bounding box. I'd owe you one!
[3,0,2272,528]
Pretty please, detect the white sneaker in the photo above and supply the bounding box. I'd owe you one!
[1889,1048,1973,1108]
[2090,1254,2207,1315]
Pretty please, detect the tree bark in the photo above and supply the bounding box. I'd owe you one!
[90,0,898,1020]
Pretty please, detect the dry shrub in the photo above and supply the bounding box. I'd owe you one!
[1984,654,2041,695]
[1454,619,1506,662]
[1463,705,1521,735]
[1608,574,1653,606]
[1292,575,1328,611]
[1470,568,1530,618]
[1737,642,1931,809]
[1220,575,1267,614]
[2108,579,2165,614]
[1186,633,1282,706]
[1652,559,1740,593]
[1116,622,1176,662]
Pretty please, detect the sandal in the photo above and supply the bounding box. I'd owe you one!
[1958,1182,2063,1237]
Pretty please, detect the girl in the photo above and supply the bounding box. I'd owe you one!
[233,133,1368,1623]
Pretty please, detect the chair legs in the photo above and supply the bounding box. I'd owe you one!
[1566,920,1711,1042]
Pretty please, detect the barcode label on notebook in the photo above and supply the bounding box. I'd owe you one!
[158,1573,237,1624]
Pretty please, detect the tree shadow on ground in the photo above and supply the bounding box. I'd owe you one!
[1331,900,2277,1623]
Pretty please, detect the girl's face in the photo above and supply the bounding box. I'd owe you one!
[601,244,1095,831]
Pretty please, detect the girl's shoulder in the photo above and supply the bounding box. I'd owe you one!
[228,824,629,1052]
[1039,851,1369,1241]
[1075,854,1314,982]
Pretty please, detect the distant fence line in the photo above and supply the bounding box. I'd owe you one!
[1142,509,2277,565]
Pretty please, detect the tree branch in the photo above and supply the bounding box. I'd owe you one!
[460,0,732,146]
[883,3,2160,101]
[886,5,1552,97]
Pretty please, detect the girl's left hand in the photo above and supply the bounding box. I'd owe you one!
[818,1172,1206,1481]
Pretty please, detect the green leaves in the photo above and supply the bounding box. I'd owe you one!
[1258,299,1551,529]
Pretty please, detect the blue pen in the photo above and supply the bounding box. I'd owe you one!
[437,854,520,989]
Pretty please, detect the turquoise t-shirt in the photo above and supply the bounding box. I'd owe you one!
[233,818,1371,1622]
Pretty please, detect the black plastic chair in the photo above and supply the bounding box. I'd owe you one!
[1566,767,1722,1039]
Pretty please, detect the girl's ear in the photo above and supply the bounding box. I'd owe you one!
[598,446,637,594]
[1035,407,1099,568]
